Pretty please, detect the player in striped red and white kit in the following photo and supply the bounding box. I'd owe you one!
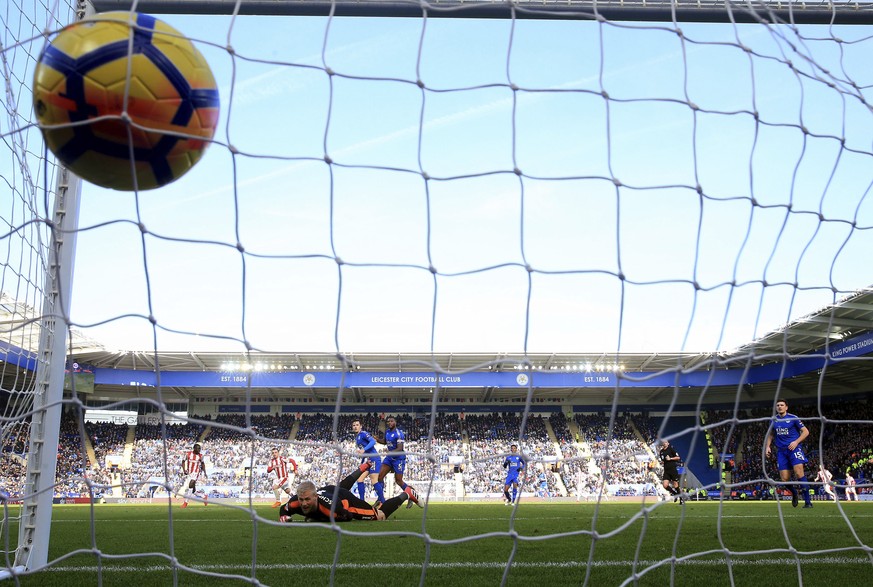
[845,472,859,501]
[179,442,208,508]
[268,447,298,508]
[816,466,837,502]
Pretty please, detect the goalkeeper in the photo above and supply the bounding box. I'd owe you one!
[279,463,412,523]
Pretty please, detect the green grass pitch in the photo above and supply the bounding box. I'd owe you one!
[4,500,872,586]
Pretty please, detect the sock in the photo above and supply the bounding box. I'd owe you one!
[274,489,281,501]
[798,476,812,504]
[374,482,386,503]
[512,488,517,501]
[356,482,366,501]
[504,490,511,501]
[400,482,408,491]
[379,494,406,518]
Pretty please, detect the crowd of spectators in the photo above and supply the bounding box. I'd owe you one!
[2,421,29,455]
[577,414,651,486]
[2,398,871,501]
[549,412,573,443]
[559,442,595,497]
[87,421,128,467]
[461,413,559,493]
[0,412,116,499]
[0,453,26,497]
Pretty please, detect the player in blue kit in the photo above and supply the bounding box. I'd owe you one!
[352,418,386,505]
[377,416,421,508]
[766,398,813,508]
[503,444,525,505]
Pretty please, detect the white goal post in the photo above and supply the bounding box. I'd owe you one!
[7,168,83,576]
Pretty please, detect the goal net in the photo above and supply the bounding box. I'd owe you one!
[2,0,872,584]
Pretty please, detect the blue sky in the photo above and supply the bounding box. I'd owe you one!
[10,9,872,355]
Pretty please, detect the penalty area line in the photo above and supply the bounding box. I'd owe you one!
[39,556,873,573]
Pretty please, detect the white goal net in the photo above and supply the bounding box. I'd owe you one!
[2,0,872,585]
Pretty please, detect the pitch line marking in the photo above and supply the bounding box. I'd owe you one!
[32,556,873,574]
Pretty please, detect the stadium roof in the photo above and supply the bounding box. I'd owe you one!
[56,288,873,407]
[0,292,105,355]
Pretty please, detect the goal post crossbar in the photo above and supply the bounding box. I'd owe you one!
[89,0,873,25]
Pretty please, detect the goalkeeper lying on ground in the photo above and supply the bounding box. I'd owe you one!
[279,462,420,522]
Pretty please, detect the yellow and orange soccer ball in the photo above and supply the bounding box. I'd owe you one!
[33,11,219,191]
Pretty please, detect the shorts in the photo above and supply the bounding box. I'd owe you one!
[361,455,382,472]
[183,473,202,488]
[382,455,406,476]
[776,446,807,471]
[505,474,520,486]
[273,475,293,491]
[663,469,680,483]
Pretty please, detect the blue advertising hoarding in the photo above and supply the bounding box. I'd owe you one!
[90,331,873,389]
[2,330,870,390]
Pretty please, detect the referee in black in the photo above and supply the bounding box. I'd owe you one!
[658,440,684,503]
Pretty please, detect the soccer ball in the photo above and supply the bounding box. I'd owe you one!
[33,11,219,191]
